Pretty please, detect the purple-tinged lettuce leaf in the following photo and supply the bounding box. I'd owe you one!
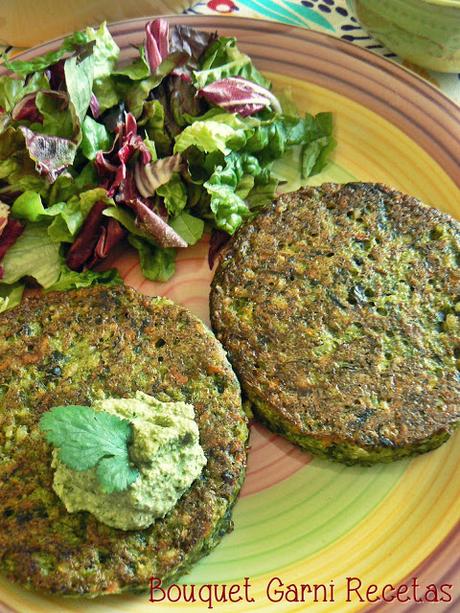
[0,127,49,196]
[0,72,49,114]
[19,126,77,183]
[11,93,42,123]
[170,25,217,77]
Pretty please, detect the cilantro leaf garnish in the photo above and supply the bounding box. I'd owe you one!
[39,405,140,494]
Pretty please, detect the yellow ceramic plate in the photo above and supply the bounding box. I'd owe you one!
[0,16,459,613]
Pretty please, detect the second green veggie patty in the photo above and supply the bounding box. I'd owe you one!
[210,183,460,464]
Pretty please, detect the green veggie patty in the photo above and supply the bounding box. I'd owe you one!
[210,183,460,464]
[0,286,248,596]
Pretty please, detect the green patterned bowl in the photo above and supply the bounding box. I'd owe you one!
[351,0,460,73]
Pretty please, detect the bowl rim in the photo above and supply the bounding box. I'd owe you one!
[409,0,460,8]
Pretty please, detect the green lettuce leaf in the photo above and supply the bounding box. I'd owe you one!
[88,22,120,80]
[92,76,120,113]
[156,173,187,217]
[1,223,61,288]
[113,46,149,80]
[1,30,93,76]
[11,190,45,221]
[81,116,111,160]
[46,265,122,292]
[0,282,25,313]
[125,53,187,118]
[48,163,98,205]
[46,187,113,243]
[139,100,170,156]
[203,152,273,234]
[0,127,49,196]
[170,212,204,246]
[64,54,94,125]
[34,91,77,139]
[128,235,175,282]
[301,112,336,178]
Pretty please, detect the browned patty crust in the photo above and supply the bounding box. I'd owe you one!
[210,183,460,464]
[0,286,248,596]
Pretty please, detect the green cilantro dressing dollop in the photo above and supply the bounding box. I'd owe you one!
[51,392,207,530]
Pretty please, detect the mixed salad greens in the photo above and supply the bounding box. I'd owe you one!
[0,19,335,311]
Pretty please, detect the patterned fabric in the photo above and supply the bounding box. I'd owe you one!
[185,0,460,105]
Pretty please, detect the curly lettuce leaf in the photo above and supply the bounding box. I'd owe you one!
[194,37,271,90]
[89,22,120,80]
[174,119,247,156]
[46,265,121,292]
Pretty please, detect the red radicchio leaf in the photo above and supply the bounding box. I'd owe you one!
[95,112,152,197]
[115,173,186,249]
[0,218,24,261]
[198,77,282,117]
[11,93,42,123]
[128,198,187,249]
[93,218,126,261]
[19,126,77,183]
[145,19,169,74]
[208,229,231,269]
[46,59,66,90]
[66,201,107,270]
[134,153,182,198]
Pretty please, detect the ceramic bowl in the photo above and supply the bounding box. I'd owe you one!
[351,0,460,73]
